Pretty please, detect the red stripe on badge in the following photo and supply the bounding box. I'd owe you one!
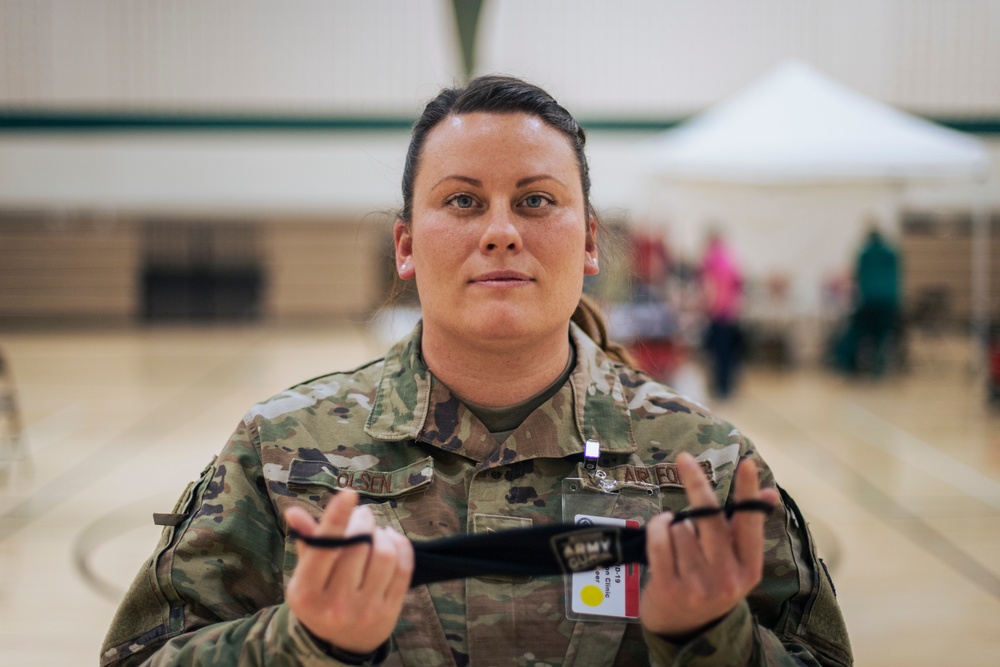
[626,519,641,617]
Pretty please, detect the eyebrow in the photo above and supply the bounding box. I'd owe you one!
[432,175,482,189]
[517,175,564,188]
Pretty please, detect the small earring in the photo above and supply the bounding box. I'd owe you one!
[400,259,411,272]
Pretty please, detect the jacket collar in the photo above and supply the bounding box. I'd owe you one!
[365,321,636,460]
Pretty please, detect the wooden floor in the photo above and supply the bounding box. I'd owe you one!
[0,321,998,666]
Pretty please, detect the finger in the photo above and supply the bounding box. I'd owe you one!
[645,513,678,581]
[732,456,761,502]
[669,515,707,577]
[381,529,415,605]
[285,506,319,563]
[677,452,721,510]
[731,458,774,570]
[294,490,359,584]
[318,488,359,534]
[327,504,376,592]
[676,453,730,558]
[360,527,405,598]
[285,505,318,537]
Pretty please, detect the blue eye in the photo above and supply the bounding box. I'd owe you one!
[523,195,550,208]
[450,195,475,209]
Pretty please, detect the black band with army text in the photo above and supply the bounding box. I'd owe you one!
[287,500,773,587]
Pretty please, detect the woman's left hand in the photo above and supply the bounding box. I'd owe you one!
[639,451,780,638]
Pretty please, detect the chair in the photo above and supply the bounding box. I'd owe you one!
[903,286,952,370]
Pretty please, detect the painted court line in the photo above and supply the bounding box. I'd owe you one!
[0,338,266,543]
[747,396,1000,600]
[15,402,86,455]
[843,402,1000,512]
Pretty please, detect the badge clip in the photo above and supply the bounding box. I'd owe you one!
[583,439,600,472]
[583,438,618,493]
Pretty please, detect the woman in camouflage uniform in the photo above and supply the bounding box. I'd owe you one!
[101,76,852,667]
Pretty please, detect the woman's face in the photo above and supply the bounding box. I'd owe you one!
[395,112,598,348]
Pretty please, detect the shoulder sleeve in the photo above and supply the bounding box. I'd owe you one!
[640,434,853,667]
[99,418,341,666]
[754,485,853,666]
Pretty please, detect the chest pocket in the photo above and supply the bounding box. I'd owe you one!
[281,456,435,576]
[283,455,455,665]
[286,455,434,499]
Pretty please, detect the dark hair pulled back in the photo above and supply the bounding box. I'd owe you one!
[397,74,633,368]
[399,75,592,224]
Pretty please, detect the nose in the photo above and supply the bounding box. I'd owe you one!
[479,206,523,253]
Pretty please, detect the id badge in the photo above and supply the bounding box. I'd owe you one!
[570,515,641,619]
[561,474,660,623]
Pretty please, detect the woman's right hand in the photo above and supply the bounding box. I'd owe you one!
[284,489,414,655]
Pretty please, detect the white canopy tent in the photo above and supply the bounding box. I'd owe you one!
[642,60,988,186]
[637,60,991,357]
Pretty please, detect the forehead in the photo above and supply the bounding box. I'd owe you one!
[417,111,579,179]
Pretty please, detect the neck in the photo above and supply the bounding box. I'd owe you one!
[419,323,573,408]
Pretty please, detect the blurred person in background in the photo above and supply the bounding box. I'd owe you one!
[700,230,744,399]
[623,227,683,384]
[835,227,902,377]
[989,323,1000,408]
[101,76,851,667]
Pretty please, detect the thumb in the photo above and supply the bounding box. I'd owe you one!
[284,505,319,537]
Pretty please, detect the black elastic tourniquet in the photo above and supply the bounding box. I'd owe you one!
[288,500,773,587]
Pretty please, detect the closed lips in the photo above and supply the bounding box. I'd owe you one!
[471,271,533,283]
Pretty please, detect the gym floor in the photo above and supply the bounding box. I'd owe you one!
[0,320,997,666]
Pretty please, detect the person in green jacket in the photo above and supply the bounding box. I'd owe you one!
[836,227,902,376]
[101,75,852,667]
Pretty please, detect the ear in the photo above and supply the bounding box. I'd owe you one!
[583,216,599,276]
[393,219,416,280]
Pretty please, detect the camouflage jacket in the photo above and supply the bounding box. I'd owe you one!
[101,323,852,667]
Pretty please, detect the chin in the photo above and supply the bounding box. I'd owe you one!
[470,317,532,340]
[427,299,573,345]
[466,309,563,344]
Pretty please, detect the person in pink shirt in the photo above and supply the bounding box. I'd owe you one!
[700,231,743,397]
